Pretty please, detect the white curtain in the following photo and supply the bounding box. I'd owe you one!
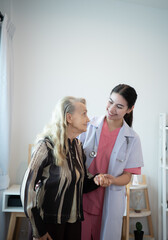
[0,14,15,190]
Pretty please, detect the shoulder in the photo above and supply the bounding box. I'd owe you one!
[123,124,142,151]
[30,137,53,169]
[122,121,140,139]
[33,139,48,155]
[88,115,105,127]
[35,137,54,151]
[44,136,54,150]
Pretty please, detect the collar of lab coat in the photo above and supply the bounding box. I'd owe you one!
[89,115,135,138]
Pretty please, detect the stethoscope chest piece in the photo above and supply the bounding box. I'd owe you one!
[89,151,97,158]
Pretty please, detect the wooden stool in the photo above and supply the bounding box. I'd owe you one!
[122,175,154,239]
[7,212,25,240]
[121,183,130,240]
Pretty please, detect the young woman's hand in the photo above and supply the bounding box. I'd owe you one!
[33,232,53,240]
[94,174,113,187]
[103,174,115,185]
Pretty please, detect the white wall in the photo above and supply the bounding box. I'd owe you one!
[0,1,14,240]
[1,0,168,238]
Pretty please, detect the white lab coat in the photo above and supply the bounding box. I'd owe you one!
[79,116,144,240]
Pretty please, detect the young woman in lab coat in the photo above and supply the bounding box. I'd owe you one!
[79,84,144,240]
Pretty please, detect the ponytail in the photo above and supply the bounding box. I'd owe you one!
[124,111,133,127]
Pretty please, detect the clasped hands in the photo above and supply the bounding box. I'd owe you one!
[94,174,114,187]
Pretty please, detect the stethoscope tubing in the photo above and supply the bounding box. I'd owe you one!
[89,132,129,159]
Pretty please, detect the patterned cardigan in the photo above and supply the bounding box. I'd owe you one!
[20,137,98,238]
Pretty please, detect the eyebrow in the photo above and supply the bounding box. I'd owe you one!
[77,108,87,113]
[109,97,125,107]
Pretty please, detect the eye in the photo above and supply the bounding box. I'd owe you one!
[109,99,113,104]
[117,105,123,109]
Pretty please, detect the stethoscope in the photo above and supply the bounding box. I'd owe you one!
[89,131,98,158]
[89,131,130,158]
[90,150,97,158]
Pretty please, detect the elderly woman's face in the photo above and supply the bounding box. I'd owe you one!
[68,102,90,135]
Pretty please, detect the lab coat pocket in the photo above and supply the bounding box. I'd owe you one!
[116,151,126,164]
[114,151,127,176]
[116,148,127,163]
[115,143,127,166]
[116,138,128,161]
[116,157,125,163]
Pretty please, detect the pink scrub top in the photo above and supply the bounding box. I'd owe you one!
[83,118,141,216]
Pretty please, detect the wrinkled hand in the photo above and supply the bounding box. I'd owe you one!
[103,174,115,185]
[33,232,53,240]
[94,174,114,187]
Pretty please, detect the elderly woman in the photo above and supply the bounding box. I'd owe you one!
[21,96,108,240]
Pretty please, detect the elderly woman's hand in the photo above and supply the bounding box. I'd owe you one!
[94,174,114,187]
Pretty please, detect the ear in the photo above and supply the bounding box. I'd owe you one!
[66,113,73,124]
[127,105,134,114]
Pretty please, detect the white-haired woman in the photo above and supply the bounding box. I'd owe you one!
[21,96,108,240]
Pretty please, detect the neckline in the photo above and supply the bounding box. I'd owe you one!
[104,118,121,133]
[68,138,76,144]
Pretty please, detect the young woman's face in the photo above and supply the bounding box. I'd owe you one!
[106,92,133,121]
[68,102,90,134]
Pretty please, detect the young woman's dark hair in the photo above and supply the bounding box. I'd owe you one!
[110,84,137,127]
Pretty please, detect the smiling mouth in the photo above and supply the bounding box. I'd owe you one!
[108,111,117,117]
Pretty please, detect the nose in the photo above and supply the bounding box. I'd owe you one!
[87,115,90,122]
[108,104,116,112]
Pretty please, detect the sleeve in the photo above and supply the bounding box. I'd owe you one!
[124,134,144,169]
[124,167,141,175]
[81,146,99,193]
[20,141,49,238]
